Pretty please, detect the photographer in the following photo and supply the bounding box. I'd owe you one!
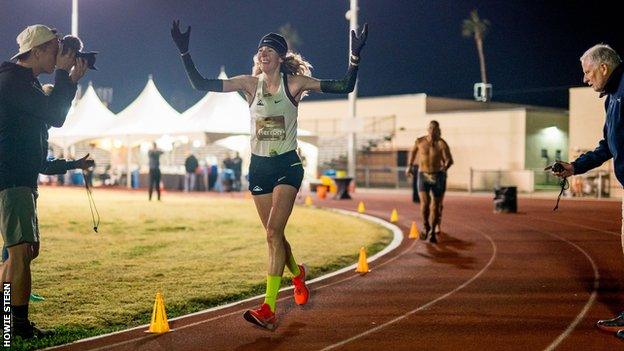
[552,44,624,338]
[0,24,87,339]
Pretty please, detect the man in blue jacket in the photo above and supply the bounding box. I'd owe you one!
[554,44,624,339]
[0,24,87,339]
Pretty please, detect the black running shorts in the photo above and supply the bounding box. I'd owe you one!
[248,150,304,195]
[417,171,447,198]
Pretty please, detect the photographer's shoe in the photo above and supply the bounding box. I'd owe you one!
[13,319,50,339]
[597,312,624,332]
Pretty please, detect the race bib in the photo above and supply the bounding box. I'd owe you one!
[256,116,286,141]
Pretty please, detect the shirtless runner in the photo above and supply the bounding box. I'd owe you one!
[406,120,453,243]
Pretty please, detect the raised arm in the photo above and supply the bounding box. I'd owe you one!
[294,23,368,95]
[171,20,255,96]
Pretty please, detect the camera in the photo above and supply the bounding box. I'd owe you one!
[552,162,564,173]
[544,162,565,173]
[61,35,98,70]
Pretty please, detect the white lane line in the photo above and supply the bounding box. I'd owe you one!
[540,230,600,351]
[489,214,600,351]
[45,208,405,351]
[528,215,619,237]
[320,221,498,351]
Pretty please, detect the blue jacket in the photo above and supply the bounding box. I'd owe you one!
[572,64,624,185]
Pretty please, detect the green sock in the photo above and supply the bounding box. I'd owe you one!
[263,275,282,312]
[287,254,301,277]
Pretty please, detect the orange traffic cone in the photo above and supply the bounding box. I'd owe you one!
[317,186,327,199]
[305,195,313,206]
[390,209,399,223]
[147,292,170,334]
[355,247,370,274]
[357,201,365,213]
[409,221,419,239]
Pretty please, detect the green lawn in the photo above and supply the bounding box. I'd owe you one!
[10,186,391,350]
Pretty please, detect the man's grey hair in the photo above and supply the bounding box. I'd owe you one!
[580,44,622,69]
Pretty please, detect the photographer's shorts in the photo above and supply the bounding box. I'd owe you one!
[248,150,304,196]
[0,187,39,247]
[417,171,447,198]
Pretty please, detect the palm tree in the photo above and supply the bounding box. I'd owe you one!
[462,10,490,84]
[278,23,302,52]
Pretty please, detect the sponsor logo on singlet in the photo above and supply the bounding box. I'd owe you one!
[256,116,286,141]
[257,99,264,106]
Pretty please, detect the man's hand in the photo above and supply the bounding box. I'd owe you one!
[56,42,76,72]
[75,153,95,171]
[546,161,574,178]
[171,20,191,54]
[69,58,88,83]
[405,166,413,178]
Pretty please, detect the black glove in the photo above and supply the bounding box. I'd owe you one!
[171,20,191,54]
[350,23,368,58]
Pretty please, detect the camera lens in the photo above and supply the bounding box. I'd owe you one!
[552,163,564,173]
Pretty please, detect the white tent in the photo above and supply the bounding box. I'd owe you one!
[174,69,250,136]
[102,75,182,140]
[99,75,183,186]
[48,83,117,148]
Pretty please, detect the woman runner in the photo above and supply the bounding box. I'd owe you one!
[171,20,368,330]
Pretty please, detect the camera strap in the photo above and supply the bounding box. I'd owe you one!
[553,177,569,211]
[82,171,100,233]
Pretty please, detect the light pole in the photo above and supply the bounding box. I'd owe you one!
[72,0,78,36]
[345,0,358,178]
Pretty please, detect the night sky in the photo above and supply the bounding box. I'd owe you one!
[1,0,622,113]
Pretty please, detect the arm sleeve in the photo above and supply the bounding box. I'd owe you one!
[320,64,359,94]
[40,159,78,175]
[181,54,224,92]
[571,123,613,175]
[4,70,77,128]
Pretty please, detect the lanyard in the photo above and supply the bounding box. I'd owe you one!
[82,171,100,233]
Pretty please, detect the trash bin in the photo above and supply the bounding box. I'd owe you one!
[493,186,517,213]
[71,171,84,186]
[131,170,140,189]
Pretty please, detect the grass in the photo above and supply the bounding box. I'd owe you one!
[8,187,392,350]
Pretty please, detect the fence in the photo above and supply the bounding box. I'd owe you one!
[355,166,410,188]
[469,168,610,197]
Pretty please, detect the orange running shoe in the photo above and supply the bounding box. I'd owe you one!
[292,264,309,305]
[243,303,276,330]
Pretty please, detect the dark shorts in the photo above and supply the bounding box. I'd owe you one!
[0,187,39,247]
[248,150,304,195]
[417,171,447,198]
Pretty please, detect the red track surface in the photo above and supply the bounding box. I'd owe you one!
[48,192,624,350]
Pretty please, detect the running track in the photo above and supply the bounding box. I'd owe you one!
[47,191,624,350]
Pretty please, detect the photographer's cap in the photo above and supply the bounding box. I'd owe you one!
[11,24,58,60]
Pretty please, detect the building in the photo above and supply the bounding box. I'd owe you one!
[299,94,568,192]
